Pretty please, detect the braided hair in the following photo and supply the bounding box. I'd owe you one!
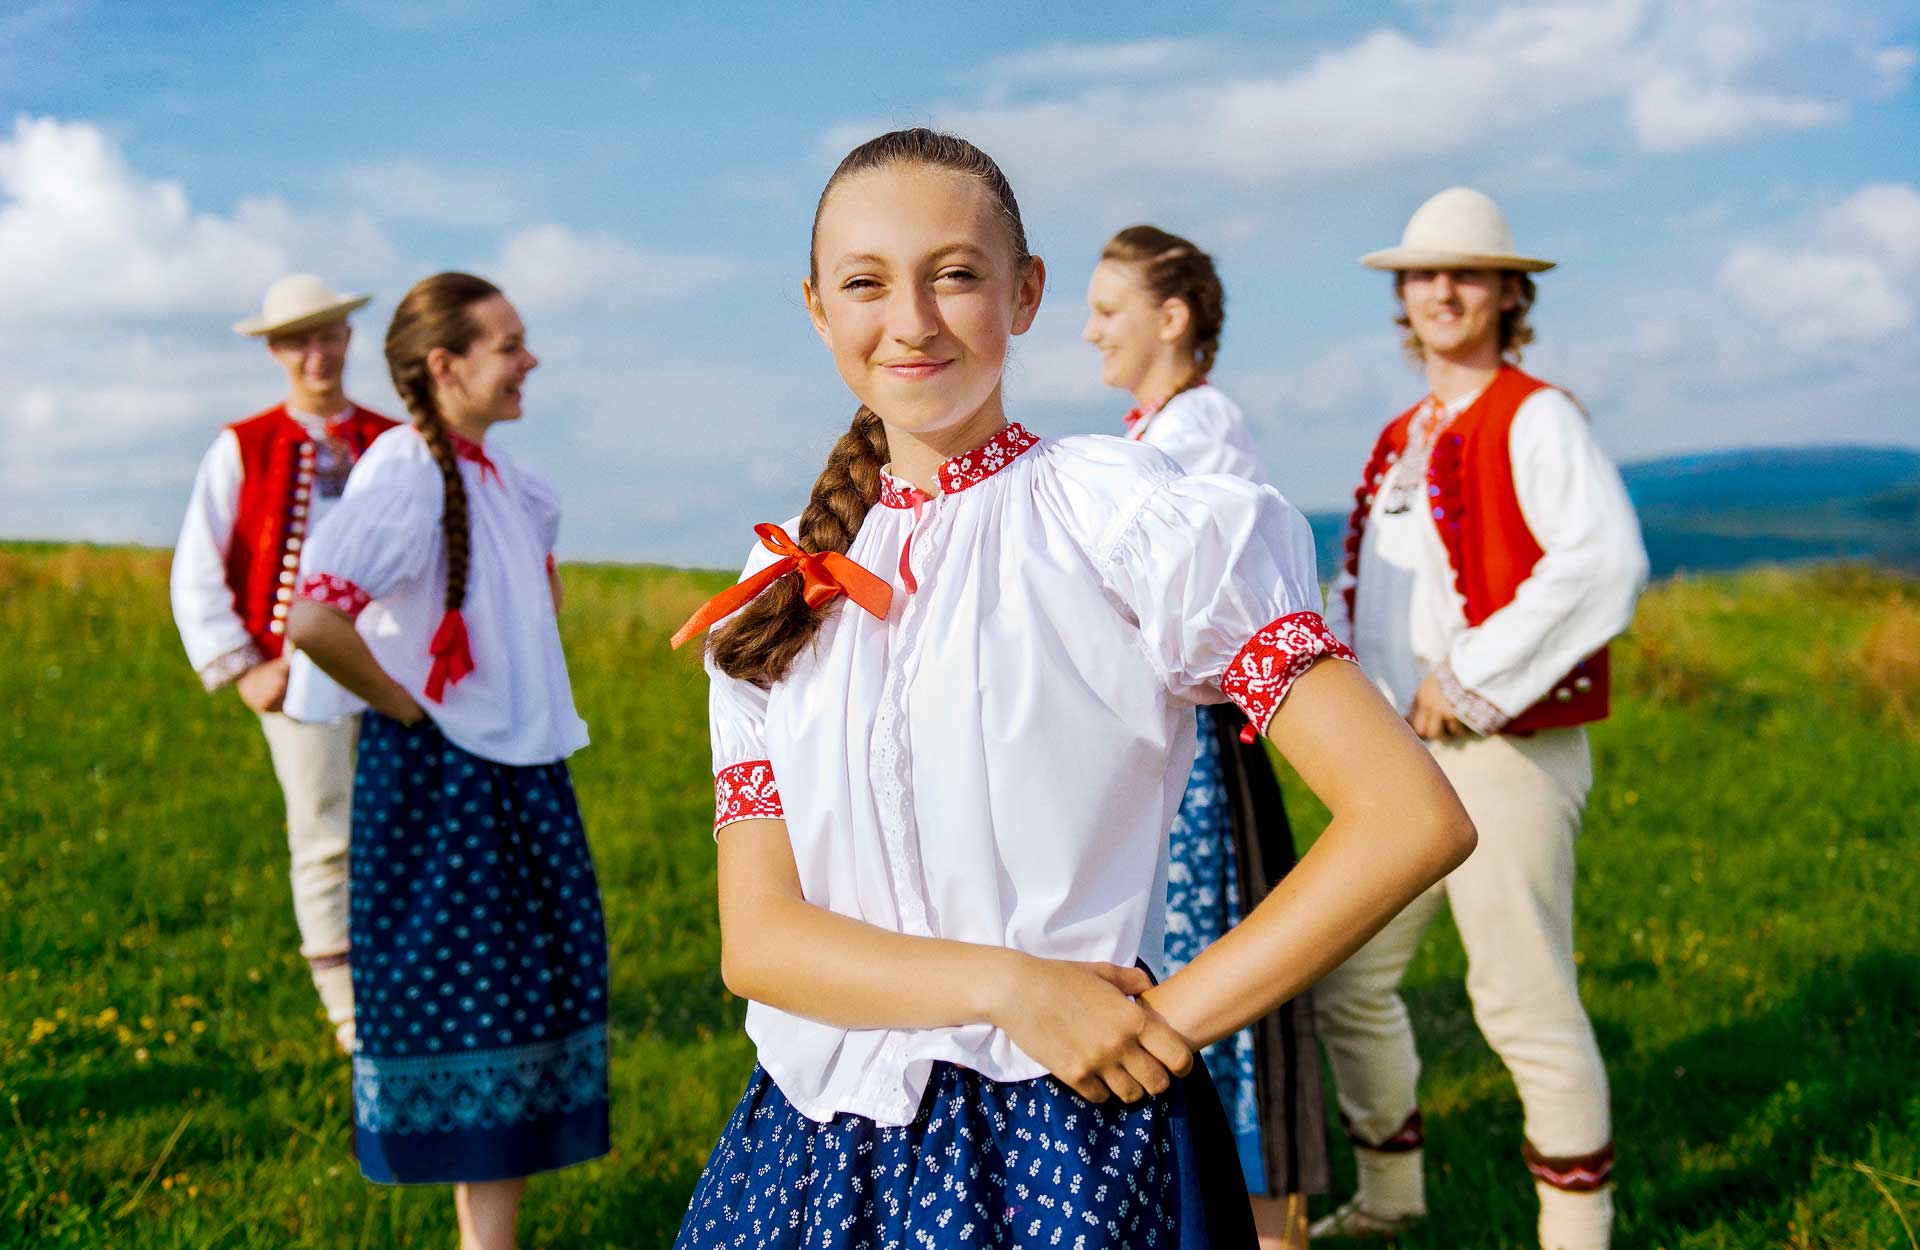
[710,128,1032,686]
[383,272,501,618]
[1099,225,1225,406]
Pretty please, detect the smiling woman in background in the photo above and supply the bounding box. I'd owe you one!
[1085,226,1328,1250]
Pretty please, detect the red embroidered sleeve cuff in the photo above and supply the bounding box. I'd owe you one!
[715,759,783,834]
[1434,661,1511,735]
[298,573,373,620]
[1220,610,1357,738]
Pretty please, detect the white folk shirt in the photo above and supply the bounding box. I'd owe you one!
[171,408,356,694]
[1128,383,1269,484]
[282,426,589,766]
[1331,385,1647,728]
[705,423,1348,1125]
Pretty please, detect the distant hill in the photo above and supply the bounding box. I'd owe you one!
[1304,444,1920,580]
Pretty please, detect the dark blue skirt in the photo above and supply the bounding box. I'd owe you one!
[675,1061,1256,1249]
[348,711,610,1184]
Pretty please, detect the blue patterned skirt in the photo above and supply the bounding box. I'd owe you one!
[1164,706,1330,1200]
[675,1061,1256,1249]
[348,711,611,1184]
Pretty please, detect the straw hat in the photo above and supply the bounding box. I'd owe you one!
[234,274,372,337]
[1361,187,1555,273]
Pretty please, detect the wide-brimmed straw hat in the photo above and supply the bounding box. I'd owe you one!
[1361,187,1555,273]
[234,274,372,337]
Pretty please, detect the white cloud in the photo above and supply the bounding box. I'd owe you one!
[0,114,397,322]
[980,37,1219,83]
[489,223,747,313]
[827,1,1862,202]
[1823,182,1920,269]
[1625,71,1842,152]
[1718,246,1911,346]
[1868,44,1917,96]
[1712,181,1920,349]
[338,158,524,227]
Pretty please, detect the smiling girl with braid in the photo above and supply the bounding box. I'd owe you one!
[669,128,1476,1249]
[285,273,608,1250]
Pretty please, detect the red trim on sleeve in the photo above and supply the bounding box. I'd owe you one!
[715,760,783,831]
[1220,610,1356,741]
[297,572,373,621]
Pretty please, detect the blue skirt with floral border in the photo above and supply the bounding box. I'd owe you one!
[348,711,610,1185]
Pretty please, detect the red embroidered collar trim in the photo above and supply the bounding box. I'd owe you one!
[878,472,931,510]
[875,422,1041,505]
[936,422,1040,495]
[445,430,502,486]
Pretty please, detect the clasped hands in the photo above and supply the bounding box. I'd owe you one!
[991,954,1195,1106]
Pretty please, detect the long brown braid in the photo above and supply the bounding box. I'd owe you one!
[383,272,501,616]
[1100,225,1225,406]
[710,128,1032,687]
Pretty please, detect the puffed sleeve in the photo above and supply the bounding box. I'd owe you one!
[706,534,792,835]
[293,455,442,617]
[1102,474,1356,737]
[514,463,563,554]
[170,430,259,689]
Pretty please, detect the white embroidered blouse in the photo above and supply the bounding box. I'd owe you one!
[703,422,1351,1126]
[1326,385,1648,731]
[1126,383,1268,484]
[282,426,589,767]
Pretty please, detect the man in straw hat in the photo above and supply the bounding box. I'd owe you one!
[1310,189,1647,1249]
[170,274,398,1054]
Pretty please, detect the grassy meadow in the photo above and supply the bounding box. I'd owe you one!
[2,543,1917,1249]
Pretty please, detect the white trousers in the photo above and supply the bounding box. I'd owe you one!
[1314,727,1611,1160]
[257,711,359,1026]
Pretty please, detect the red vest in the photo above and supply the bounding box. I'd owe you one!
[225,404,398,656]
[1341,366,1610,734]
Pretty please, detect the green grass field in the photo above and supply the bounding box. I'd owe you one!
[3,544,1917,1249]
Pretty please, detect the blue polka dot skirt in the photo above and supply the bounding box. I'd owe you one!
[348,711,610,1185]
[674,1060,1257,1249]
[1164,704,1265,1193]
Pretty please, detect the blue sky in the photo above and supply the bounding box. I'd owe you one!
[3,0,1917,565]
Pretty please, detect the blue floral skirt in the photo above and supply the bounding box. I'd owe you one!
[675,1061,1256,1249]
[348,711,611,1185]
[1164,706,1329,1199]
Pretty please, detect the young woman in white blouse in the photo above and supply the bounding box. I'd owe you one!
[669,129,1476,1250]
[285,273,609,1250]
[1084,225,1325,1249]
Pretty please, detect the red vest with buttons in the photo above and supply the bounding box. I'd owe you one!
[1341,365,1610,733]
[225,404,397,657]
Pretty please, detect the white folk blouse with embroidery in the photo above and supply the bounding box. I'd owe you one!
[1326,385,1648,732]
[704,423,1350,1126]
[281,426,589,766]
[1127,383,1269,484]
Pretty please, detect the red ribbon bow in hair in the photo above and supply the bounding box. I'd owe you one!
[425,610,475,701]
[670,523,894,650]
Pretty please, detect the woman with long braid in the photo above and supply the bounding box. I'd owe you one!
[285,273,609,1250]
[1084,226,1329,1248]
[669,128,1474,1248]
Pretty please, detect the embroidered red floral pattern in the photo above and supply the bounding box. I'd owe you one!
[878,472,931,511]
[936,422,1040,494]
[715,760,783,832]
[298,572,373,620]
[1220,610,1356,738]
